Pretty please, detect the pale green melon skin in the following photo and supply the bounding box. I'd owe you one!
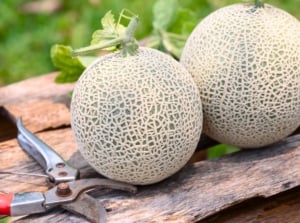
[181,4,300,148]
[71,47,203,185]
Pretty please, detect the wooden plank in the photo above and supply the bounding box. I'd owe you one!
[101,135,300,223]
[0,127,299,222]
[201,187,300,223]
[0,72,74,106]
[0,128,78,193]
[1,74,299,222]
[2,100,70,133]
[0,73,72,140]
[1,73,295,152]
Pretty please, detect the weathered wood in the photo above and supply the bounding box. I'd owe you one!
[0,72,217,151]
[0,72,73,106]
[2,100,70,133]
[0,72,72,141]
[1,74,300,222]
[1,129,299,222]
[101,135,300,223]
[201,187,300,223]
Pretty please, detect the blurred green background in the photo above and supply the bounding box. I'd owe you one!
[0,0,299,86]
[0,2,298,222]
[0,0,299,160]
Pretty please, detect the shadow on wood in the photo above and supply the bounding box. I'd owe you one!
[0,73,299,222]
[11,134,300,223]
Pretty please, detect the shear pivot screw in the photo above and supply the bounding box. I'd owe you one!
[56,163,66,168]
[56,182,72,197]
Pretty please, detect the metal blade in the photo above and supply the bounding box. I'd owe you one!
[43,178,137,222]
[43,178,137,207]
[62,193,107,223]
[16,117,79,184]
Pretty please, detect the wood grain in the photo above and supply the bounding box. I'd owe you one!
[0,74,300,223]
[0,72,72,141]
[1,131,298,222]
[0,72,73,106]
[3,100,70,133]
[201,187,300,223]
[101,135,300,223]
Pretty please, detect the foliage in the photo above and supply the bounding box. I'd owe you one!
[1,0,300,158]
[51,45,85,83]
[50,1,200,84]
[2,0,300,86]
[91,10,126,48]
[207,144,240,159]
[0,0,154,86]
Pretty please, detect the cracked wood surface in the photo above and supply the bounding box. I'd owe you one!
[1,131,299,223]
[0,73,299,223]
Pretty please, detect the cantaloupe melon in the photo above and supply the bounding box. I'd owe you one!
[181,3,300,148]
[71,47,202,185]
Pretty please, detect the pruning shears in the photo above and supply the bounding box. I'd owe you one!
[0,118,137,223]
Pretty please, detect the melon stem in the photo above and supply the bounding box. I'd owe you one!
[254,0,264,8]
[71,38,123,57]
[72,16,139,57]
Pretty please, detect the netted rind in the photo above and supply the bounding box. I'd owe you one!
[71,47,202,185]
[181,4,300,148]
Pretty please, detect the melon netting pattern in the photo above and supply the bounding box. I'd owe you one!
[71,47,203,185]
[181,4,300,148]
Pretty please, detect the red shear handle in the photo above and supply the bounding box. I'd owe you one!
[0,193,13,216]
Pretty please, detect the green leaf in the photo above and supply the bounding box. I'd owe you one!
[91,11,125,50]
[169,8,198,35]
[161,8,198,58]
[152,0,179,31]
[0,217,9,223]
[161,31,186,58]
[51,44,86,83]
[207,144,240,159]
[179,0,212,17]
[151,2,199,58]
[101,10,116,31]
